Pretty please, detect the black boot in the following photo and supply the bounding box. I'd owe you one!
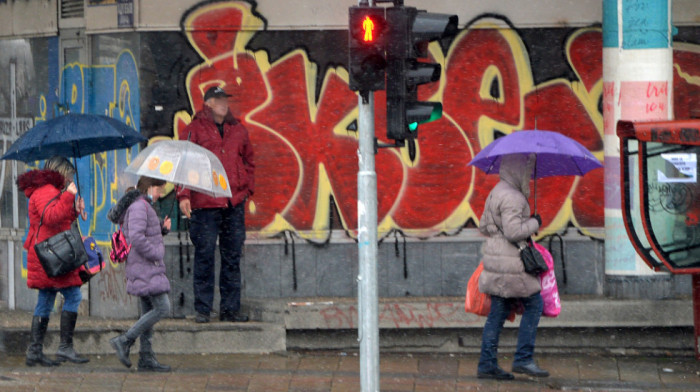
[138,353,171,372]
[56,311,89,364]
[26,316,60,367]
[137,328,170,372]
[110,334,135,368]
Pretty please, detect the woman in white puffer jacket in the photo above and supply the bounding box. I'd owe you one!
[476,153,549,380]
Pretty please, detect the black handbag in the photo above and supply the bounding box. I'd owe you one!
[33,193,89,278]
[517,240,549,276]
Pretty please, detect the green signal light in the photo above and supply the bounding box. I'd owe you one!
[407,105,443,132]
[428,105,443,122]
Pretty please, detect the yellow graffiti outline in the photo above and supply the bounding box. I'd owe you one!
[182,1,265,69]
[673,42,700,87]
[58,62,86,114]
[480,65,506,103]
[247,49,348,241]
[34,95,47,123]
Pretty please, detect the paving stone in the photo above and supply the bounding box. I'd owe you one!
[414,377,456,391]
[329,375,360,392]
[258,354,300,371]
[418,354,459,377]
[206,373,250,391]
[537,355,579,380]
[379,354,418,374]
[288,374,332,391]
[379,375,414,392]
[297,355,339,372]
[337,355,359,372]
[247,373,291,392]
[577,355,619,381]
[162,374,208,392]
[617,357,660,384]
[457,357,478,378]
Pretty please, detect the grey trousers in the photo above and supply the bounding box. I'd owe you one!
[125,293,170,354]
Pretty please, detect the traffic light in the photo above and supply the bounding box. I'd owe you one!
[386,6,458,142]
[348,6,387,92]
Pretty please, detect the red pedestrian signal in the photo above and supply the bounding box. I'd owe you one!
[362,16,376,42]
[348,7,386,92]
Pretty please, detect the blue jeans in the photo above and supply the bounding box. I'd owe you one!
[478,292,544,373]
[33,286,82,317]
[189,202,246,315]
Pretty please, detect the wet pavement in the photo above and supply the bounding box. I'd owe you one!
[1,351,699,391]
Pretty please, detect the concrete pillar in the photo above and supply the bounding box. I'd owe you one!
[602,0,674,297]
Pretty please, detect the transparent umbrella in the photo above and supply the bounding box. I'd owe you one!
[125,140,232,198]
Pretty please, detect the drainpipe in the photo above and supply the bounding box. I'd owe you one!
[602,0,674,297]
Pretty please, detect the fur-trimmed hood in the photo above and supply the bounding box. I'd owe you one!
[17,169,66,198]
[108,189,144,224]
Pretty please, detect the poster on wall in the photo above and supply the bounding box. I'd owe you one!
[117,0,134,27]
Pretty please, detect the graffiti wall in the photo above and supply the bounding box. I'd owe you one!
[168,1,699,242]
[4,1,700,243]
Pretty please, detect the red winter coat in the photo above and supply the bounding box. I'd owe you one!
[177,106,255,209]
[18,169,82,289]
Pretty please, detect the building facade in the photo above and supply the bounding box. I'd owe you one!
[0,0,699,317]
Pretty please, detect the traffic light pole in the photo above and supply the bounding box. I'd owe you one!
[357,89,379,391]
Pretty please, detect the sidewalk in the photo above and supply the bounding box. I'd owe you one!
[1,352,699,391]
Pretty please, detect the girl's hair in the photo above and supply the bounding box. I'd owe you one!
[44,156,76,180]
[136,176,166,194]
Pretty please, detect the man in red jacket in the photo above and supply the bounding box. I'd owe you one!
[178,86,255,323]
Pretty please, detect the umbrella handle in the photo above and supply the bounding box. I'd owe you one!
[72,156,81,198]
[534,178,537,215]
[533,156,537,214]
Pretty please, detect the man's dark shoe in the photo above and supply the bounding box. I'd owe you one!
[219,312,249,322]
[477,367,514,380]
[512,363,550,377]
[194,313,210,323]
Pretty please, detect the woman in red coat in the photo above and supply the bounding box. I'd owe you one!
[18,156,88,367]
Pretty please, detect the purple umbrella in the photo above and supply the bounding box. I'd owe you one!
[468,130,602,211]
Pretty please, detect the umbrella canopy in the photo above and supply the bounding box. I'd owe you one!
[1,113,146,162]
[468,130,602,179]
[125,140,232,198]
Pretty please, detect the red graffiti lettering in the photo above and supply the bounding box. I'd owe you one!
[177,3,700,240]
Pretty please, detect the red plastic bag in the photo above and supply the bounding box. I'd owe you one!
[465,262,517,321]
[465,262,490,316]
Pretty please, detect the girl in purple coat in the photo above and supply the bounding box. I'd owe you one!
[107,176,172,372]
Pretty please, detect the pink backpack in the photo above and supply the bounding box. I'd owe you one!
[533,242,561,317]
[109,227,131,264]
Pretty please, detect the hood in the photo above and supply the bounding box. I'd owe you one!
[108,189,143,224]
[499,153,535,198]
[191,105,239,128]
[17,169,66,198]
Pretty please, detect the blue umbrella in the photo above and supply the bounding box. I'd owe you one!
[1,113,146,162]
